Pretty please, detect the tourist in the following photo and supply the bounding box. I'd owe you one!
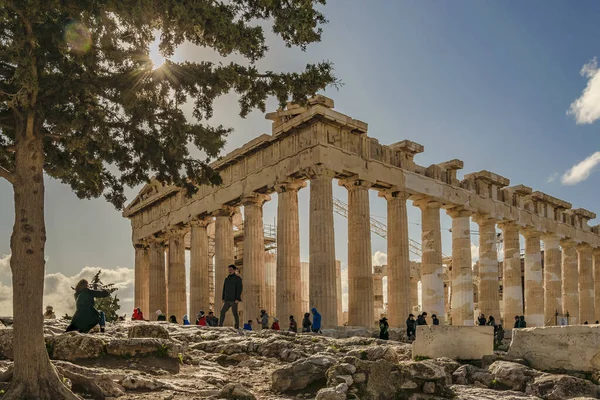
[156,310,167,321]
[43,305,56,319]
[257,309,269,330]
[169,315,178,324]
[406,314,416,339]
[302,312,312,332]
[379,317,389,340]
[219,264,243,330]
[584,321,589,325]
[289,315,298,332]
[183,314,190,325]
[65,279,110,333]
[518,315,526,328]
[495,324,505,345]
[207,311,218,326]
[132,308,144,321]
[243,320,253,331]
[196,311,207,326]
[487,315,497,331]
[431,314,440,325]
[416,312,427,326]
[311,307,322,333]
[513,315,520,329]
[271,318,281,330]
[596,321,599,324]
[477,314,487,326]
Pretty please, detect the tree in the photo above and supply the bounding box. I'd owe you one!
[0,1,337,398]
[89,270,121,322]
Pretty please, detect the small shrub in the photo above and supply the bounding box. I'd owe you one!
[414,355,431,361]
[155,343,169,358]
[360,351,368,360]
[177,353,183,364]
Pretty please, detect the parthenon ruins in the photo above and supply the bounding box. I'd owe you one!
[123,96,600,329]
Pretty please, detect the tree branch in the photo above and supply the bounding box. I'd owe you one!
[0,165,14,184]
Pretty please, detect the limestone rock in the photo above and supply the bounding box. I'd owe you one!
[271,354,336,392]
[347,345,399,362]
[128,323,170,340]
[51,332,106,361]
[0,328,13,360]
[524,373,599,399]
[508,325,600,372]
[316,383,348,400]
[450,385,540,399]
[106,338,183,358]
[488,361,541,391]
[218,383,257,400]
[121,374,166,390]
[452,364,494,387]
[413,326,494,360]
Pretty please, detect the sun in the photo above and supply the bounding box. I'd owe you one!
[149,31,166,70]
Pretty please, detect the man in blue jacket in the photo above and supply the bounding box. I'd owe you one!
[311,307,322,333]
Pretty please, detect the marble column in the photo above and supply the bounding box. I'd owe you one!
[168,228,187,323]
[542,235,561,325]
[148,238,167,320]
[242,193,270,321]
[264,252,277,316]
[373,267,385,318]
[214,206,237,321]
[499,222,523,321]
[308,167,337,328]
[577,244,594,324]
[301,262,309,313]
[474,216,500,321]
[275,180,306,322]
[414,198,445,324]
[410,261,420,312]
[594,249,600,323]
[190,217,211,319]
[340,177,374,327]
[447,208,474,326]
[561,239,579,324]
[382,190,411,328]
[523,229,543,327]
[336,260,343,326]
[134,242,150,315]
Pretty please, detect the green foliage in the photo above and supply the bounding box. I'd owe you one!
[61,313,72,321]
[90,270,121,322]
[360,350,368,360]
[414,355,431,361]
[155,343,169,358]
[0,0,338,207]
[177,353,183,364]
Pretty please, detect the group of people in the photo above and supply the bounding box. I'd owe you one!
[239,308,322,333]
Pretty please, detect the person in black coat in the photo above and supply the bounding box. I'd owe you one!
[66,279,110,333]
[406,314,417,339]
[219,265,243,329]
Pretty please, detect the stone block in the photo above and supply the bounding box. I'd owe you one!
[412,326,493,360]
[508,325,600,372]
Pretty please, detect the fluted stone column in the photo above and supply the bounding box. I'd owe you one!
[542,235,561,325]
[134,242,150,314]
[594,249,600,323]
[523,229,543,327]
[241,193,270,321]
[414,198,445,324]
[447,209,474,326]
[336,260,343,326]
[301,262,309,312]
[474,215,500,320]
[410,261,420,312]
[275,180,306,321]
[148,238,167,320]
[577,244,594,324]
[214,206,237,322]
[382,190,411,328]
[561,239,579,324]
[340,177,374,327]
[264,252,277,316]
[373,267,385,318]
[190,218,211,318]
[168,228,187,323]
[308,167,337,328]
[499,222,523,321]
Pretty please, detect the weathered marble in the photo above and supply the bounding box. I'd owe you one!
[447,208,474,326]
[413,326,494,360]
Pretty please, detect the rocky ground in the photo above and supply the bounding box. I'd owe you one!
[0,319,599,399]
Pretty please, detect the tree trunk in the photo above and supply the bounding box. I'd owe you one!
[4,130,79,399]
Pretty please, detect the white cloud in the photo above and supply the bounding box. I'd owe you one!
[561,151,600,185]
[546,172,559,183]
[567,58,600,124]
[372,251,387,266]
[0,255,134,319]
[471,242,479,263]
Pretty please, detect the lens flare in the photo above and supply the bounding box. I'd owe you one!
[64,22,92,54]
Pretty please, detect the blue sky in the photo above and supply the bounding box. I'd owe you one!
[1,1,599,316]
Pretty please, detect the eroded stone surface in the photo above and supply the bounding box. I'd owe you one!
[413,326,494,360]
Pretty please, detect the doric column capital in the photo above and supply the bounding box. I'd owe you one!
[445,206,472,219]
[134,239,150,249]
[560,238,578,249]
[212,205,239,218]
[592,247,600,257]
[166,225,188,238]
[497,220,519,232]
[338,176,373,191]
[541,234,561,248]
[521,227,541,239]
[274,179,306,194]
[147,235,167,246]
[471,214,496,226]
[412,197,442,210]
[378,188,409,201]
[576,243,593,253]
[304,165,336,180]
[241,192,271,207]
[190,216,213,228]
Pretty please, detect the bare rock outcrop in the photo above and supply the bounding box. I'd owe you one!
[106,337,183,358]
[0,329,13,360]
[218,383,257,400]
[488,361,542,391]
[50,332,106,361]
[271,353,336,392]
[524,373,600,399]
[128,323,170,339]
